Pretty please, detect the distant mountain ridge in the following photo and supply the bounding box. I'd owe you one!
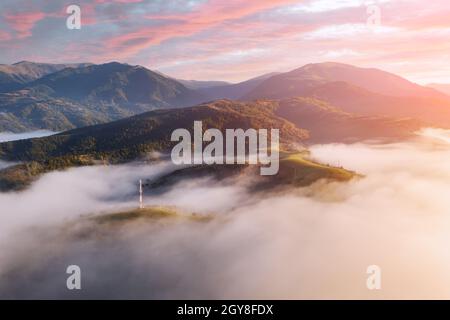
[196,72,281,101]
[177,79,231,89]
[0,61,92,93]
[243,62,446,99]
[26,62,203,106]
[427,83,450,96]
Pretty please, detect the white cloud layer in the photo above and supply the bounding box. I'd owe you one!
[1,129,450,299]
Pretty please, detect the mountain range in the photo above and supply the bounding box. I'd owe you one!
[1,60,449,134]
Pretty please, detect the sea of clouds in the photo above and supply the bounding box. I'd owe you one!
[1,129,450,299]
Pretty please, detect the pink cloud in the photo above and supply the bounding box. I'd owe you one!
[4,0,450,84]
[0,30,12,41]
[80,3,97,26]
[4,11,46,38]
[95,0,143,3]
[100,0,301,60]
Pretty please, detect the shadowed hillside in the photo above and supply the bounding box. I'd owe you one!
[0,99,306,163]
[0,62,206,132]
[0,95,427,190]
[0,99,368,192]
[274,97,424,143]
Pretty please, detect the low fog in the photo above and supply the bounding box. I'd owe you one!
[1,129,450,299]
[0,131,56,170]
[0,161,15,170]
[0,130,56,143]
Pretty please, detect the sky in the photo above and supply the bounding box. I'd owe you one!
[0,0,450,83]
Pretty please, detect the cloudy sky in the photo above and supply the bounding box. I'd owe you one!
[0,0,449,83]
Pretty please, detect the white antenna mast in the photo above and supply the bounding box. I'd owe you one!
[139,179,144,209]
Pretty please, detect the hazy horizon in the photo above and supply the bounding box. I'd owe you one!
[1,60,447,87]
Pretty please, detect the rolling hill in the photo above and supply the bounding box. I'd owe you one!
[0,99,307,163]
[0,99,309,190]
[147,149,356,194]
[274,97,424,143]
[0,97,423,164]
[302,81,450,127]
[0,97,423,191]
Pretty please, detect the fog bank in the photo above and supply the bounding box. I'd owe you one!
[1,129,450,299]
[0,130,56,143]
